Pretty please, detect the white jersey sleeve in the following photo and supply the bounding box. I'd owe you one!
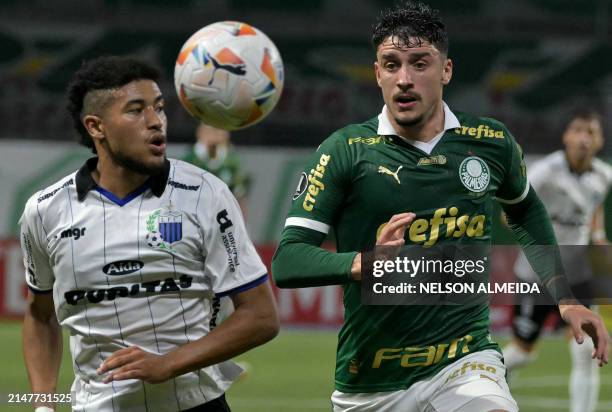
[200,180,267,296]
[593,158,612,197]
[526,156,553,193]
[19,193,54,292]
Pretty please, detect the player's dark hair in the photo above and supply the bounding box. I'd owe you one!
[564,107,602,130]
[372,1,448,55]
[66,56,161,153]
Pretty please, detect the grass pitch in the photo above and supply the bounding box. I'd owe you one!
[1,320,611,411]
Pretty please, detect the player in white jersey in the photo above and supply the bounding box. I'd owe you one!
[502,108,612,412]
[20,56,279,412]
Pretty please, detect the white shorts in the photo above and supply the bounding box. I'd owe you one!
[332,349,518,412]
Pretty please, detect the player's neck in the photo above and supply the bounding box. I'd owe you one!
[392,102,445,142]
[565,151,592,174]
[93,154,150,199]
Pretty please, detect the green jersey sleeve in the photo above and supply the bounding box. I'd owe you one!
[272,132,359,288]
[495,129,529,205]
[285,132,352,235]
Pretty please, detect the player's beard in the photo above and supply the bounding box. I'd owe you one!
[395,113,424,128]
[105,142,166,176]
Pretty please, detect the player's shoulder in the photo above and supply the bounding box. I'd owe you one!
[21,171,77,224]
[168,158,230,195]
[332,116,379,138]
[591,157,612,181]
[27,171,77,211]
[529,150,564,177]
[319,116,385,150]
[533,150,564,168]
[452,112,513,142]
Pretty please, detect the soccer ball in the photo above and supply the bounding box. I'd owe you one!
[174,21,284,131]
[146,231,163,248]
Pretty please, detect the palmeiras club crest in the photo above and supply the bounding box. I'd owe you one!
[145,208,182,252]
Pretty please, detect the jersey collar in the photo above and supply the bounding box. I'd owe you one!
[76,157,171,202]
[377,101,460,139]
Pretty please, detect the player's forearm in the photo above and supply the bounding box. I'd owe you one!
[272,226,357,287]
[502,186,572,302]
[22,301,62,399]
[591,205,607,244]
[164,286,278,376]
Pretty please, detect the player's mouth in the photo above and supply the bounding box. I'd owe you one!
[148,134,166,156]
[394,93,419,110]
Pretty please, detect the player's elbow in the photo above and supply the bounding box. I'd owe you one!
[261,313,280,343]
[251,307,279,346]
[24,292,57,324]
[236,285,280,344]
[271,245,292,288]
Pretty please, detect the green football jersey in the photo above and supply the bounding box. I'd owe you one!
[183,144,250,199]
[285,109,528,392]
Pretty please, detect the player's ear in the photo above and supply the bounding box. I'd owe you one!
[83,115,105,141]
[442,57,452,85]
[374,61,382,87]
[562,129,570,147]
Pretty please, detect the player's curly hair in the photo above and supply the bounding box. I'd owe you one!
[66,56,161,153]
[371,1,448,55]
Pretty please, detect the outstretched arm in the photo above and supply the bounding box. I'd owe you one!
[503,187,609,366]
[273,213,415,287]
[591,204,608,245]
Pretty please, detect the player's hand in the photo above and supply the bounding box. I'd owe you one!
[559,302,610,367]
[351,213,416,280]
[376,213,416,246]
[97,346,175,384]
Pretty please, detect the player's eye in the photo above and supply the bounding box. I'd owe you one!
[413,61,428,70]
[384,62,398,71]
[127,107,143,114]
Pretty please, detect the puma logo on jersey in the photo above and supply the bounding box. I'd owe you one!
[60,227,86,240]
[378,165,403,184]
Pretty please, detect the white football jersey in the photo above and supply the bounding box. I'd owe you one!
[514,151,612,283]
[20,158,268,411]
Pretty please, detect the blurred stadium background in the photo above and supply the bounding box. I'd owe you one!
[1,0,612,410]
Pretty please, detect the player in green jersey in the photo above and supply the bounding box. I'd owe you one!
[183,123,250,216]
[272,2,609,411]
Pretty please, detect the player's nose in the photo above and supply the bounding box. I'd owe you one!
[396,66,414,88]
[145,106,164,130]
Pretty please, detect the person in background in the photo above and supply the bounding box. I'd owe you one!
[184,124,254,358]
[503,108,611,412]
[183,123,250,219]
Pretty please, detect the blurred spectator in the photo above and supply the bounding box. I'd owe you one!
[183,123,251,219]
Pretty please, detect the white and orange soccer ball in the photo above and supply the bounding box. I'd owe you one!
[174,21,284,131]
